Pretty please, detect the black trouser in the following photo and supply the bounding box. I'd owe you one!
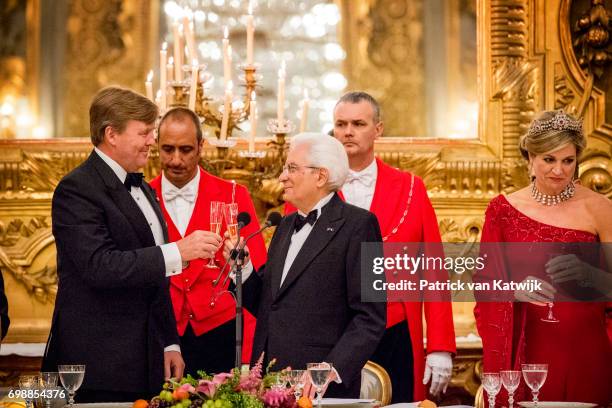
[370,320,414,403]
[181,319,236,376]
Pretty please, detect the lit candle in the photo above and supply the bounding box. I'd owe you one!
[220,80,233,140]
[299,89,309,133]
[189,59,199,111]
[172,22,183,81]
[145,70,154,101]
[160,43,168,110]
[223,27,231,87]
[155,89,162,107]
[246,1,255,65]
[183,12,195,60]
[249,91,257,152]
[167,56,174,82]
[277,60,286,122]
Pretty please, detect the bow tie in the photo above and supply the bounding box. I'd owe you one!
[346,171,374,187]
[163,186,196,203]
[124,172,144,191]
[294,209,318,232]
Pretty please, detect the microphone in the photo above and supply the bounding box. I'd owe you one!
[237,211,251,230]
[219,212,283,286]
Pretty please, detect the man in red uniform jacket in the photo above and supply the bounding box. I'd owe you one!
[150,107,267,375]
[332,92,456,401]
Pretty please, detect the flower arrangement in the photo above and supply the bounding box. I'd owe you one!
[149,355,303,408]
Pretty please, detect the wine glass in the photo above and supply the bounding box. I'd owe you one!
[542,252,562,323]
[307,363,332,408]
[481,372,501,408]
[521,364,548,407]
[58,364,85,408]
[500,370,521,408]
[39,372,59,408]
[18,375,39,408]
[206,201,224,268]
[222,202,239,245]
[288,369,306,400]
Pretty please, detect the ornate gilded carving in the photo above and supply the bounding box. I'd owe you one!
[573,0,611,79]
[554,63,577,110]
[0,216,56,304]
[63,0,156,137]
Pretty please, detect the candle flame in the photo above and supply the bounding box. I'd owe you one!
[228,45,232,57]
[250,91,256,101]
[168,56,174,65]
[192,58,199,66]
[156,89,162,98]
[147,70,154,82]
[224,26,229,39]
[304,89,309,99]
[227,80,234,91]
[248,0,253,15]
[162,42,167,51]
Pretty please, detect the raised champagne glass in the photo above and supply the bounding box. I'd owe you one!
[223,202,239,245]
[521,364,548,407]
[206,201,224,268]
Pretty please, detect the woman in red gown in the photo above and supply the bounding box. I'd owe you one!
[474,110,612,406]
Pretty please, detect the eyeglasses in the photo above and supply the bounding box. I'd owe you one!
[282,163,320,174]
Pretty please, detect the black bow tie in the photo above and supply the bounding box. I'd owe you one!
[124,172,144,191]
[294,209,318,232]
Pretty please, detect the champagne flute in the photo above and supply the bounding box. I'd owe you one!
[206,201,224,268]
[307,363,332,408]
[521,364,548,407]
[58,364,85,408]
[500,370,521,408]
[481,372,501,408]
[222,202,239,245]
[18,375,39,408]
[288,369,306,401]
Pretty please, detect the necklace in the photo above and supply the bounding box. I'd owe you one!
[530,180,575,206]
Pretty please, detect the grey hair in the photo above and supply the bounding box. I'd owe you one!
[335,91,381,123]
[289,132,349,191]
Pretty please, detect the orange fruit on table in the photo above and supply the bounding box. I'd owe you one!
[133,399,149,408]
[297,396,312,408]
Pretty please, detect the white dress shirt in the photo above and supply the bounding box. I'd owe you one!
[342,159,377,210]
[94,148,182,353]
[161,170,199,237]
[280,192,334,286]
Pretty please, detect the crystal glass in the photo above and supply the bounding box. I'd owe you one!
[288,369,306,400]
[541,302,559,323]
[500,370,521,408]
[307,363,332,408]
[222,202,239,244]
[206,201,224,268]
[18,375,39,408]
[481,372,501,408]
[39,372,59,408]
[521,364,548,407]
[58,364,85,408]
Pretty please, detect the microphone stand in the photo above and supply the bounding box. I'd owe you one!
[233,246,247,368]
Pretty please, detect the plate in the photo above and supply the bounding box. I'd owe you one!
[518,402,597,408]
[321,398,376,407]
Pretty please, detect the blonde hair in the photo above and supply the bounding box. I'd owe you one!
[519,110,586,160]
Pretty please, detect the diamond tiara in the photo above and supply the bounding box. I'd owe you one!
[527,110,583,138]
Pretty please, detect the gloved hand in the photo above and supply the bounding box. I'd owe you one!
[422,351,453,396]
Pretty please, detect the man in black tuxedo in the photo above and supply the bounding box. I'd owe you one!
[234,132,386,398]
[0,271,9,341]
[42,87,222,402]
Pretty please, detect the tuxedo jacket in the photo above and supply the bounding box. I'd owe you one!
[150,167,268,363]
[244,193,386,397]
[42,151,179,395]
[286,159,456,400]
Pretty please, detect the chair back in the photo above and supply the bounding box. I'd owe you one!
[360,360,392,406]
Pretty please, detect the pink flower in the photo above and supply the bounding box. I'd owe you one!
[179,383,195,394]
[212,373,233,384]
[196,380,217,398]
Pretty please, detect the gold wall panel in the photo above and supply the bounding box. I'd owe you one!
[62,0,158,137]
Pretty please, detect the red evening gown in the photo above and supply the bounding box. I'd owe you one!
[474,195,612,405]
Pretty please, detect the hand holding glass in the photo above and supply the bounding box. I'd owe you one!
[206,201,224,268]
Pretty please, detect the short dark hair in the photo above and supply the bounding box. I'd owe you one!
[89,86,158,146]
[157,107,203,143]
[335,91,382,123]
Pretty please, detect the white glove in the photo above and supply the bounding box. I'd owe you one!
[422,351,453,396]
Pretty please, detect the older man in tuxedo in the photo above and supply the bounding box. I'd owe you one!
[235,133,386,397]
[43,87,221,401]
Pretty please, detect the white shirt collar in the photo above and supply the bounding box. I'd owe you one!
[161,167,200,193]
[348,158,377,180]
[298,192,335,218]
[94,147,128,183]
